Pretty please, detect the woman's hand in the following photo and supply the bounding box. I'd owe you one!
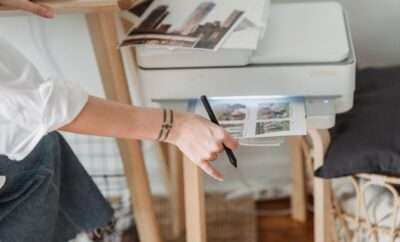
[166,112,239,181]
[0,0,55,18]
[60,97,239,181]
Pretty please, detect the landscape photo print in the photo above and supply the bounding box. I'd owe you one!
[213,102,248,121]
[121,0,255,50]
[257,102,290,120]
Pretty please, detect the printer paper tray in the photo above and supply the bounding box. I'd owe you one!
[187,97,308,145]
[155,95,336,135]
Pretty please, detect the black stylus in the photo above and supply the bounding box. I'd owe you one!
[200,95,238,168]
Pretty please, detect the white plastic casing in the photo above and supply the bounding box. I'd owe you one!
[136,2,356,128]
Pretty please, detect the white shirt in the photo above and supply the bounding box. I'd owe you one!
[0,37,88,161]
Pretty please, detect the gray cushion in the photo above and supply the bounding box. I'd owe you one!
[315,67,400,178]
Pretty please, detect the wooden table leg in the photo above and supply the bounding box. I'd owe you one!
[288,136,307,223]
[116,19,176,219]
[169,145,185,239]
[85,11,163,242]
[116,16,185,238]
[308,129,332,242]
[116,18,177,234]
[183,155,207,242]
[154,142,172,196]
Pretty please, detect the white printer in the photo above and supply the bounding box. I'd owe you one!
[135,1,356,130]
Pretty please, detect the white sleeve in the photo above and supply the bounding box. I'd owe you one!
[0,37,88,161]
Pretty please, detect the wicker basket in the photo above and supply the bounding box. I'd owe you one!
[332,174,400,242]
[300,133,400,242]
[154,193,258,242]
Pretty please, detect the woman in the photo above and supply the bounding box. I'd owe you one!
[0,1,239,241]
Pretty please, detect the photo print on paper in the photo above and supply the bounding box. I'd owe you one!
[255,120,290,135]
[257,102,290,120]
[128,0,155,17]
[121,0,245,50]
[213,102,248,121]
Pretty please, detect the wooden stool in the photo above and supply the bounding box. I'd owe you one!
[178,129,333,242]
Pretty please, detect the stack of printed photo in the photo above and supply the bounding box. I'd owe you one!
[119,0,268,51]
[195,97,307,145]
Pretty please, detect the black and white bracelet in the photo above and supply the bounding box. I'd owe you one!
[157,109,174,141]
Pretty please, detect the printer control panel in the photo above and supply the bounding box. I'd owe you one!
[305,97,336,129]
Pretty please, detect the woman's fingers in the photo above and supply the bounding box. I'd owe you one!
[196,128,238,181]
[198,160,224,181]
[210,142,224,153]
[221,130,239,150]
[170,113,240,182]
[0,0,55,18]
[36,3,55,18]
[208,152,219,161]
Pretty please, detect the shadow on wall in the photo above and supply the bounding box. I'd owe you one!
[283,0,400,68]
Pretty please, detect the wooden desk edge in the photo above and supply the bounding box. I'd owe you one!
[0,1,120,14]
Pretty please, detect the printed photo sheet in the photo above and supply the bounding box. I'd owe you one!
[196,97,307,139]
[120,0,257,50]
[222,0,269,50]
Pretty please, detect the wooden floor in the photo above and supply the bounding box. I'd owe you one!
[257,199,313,242]
[122,198,314,242]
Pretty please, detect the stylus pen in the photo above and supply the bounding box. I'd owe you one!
[200,95,238,168]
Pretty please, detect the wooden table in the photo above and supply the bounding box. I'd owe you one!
[0,1,163,242]
[1,2,335,242]
[183,129,334,242]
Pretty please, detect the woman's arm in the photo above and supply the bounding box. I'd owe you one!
[0,1,239,181]
[61,96,239,181]
[0,0,54,18]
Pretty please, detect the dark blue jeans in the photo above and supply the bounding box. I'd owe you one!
[0,132,113,242]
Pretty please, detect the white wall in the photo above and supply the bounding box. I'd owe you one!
[287,0,400,68]
[343,0,400,68]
